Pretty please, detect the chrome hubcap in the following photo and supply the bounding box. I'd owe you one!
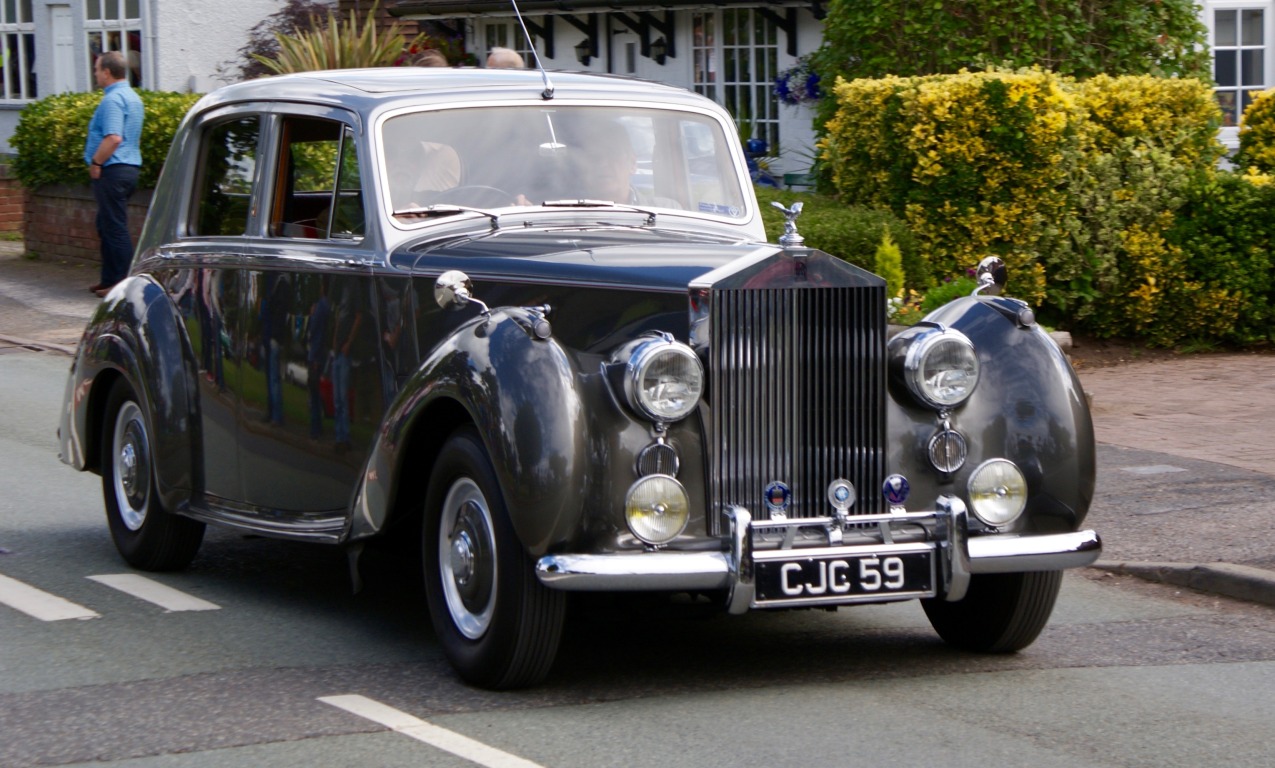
[112,401,150,531]
[439,478,497,639]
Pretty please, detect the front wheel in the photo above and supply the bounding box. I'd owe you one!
[101,379,205,571]
[422,426,565,689]
[922,570,1062,653]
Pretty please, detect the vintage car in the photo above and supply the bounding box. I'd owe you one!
[59,67,1100,689]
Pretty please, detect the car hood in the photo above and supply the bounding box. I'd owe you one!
[397,225,781,292]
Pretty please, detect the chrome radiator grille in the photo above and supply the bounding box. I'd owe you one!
[707,282,887,532]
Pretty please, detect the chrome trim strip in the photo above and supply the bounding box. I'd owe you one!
[725,505,754,615]
[967,530,1102,573]
[940,495,971,602]
[535,552,730,591]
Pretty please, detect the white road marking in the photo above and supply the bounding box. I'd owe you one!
[319,694,546,768]
[87,573,221,612]
[0,573,99,621]
[1120,465,1187,475]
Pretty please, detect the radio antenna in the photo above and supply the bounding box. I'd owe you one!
[509,0,554,100]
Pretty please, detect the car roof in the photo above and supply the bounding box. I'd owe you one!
[195,67,716,115]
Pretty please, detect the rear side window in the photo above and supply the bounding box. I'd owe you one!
[191,116,260,237]
[270,117,364,240]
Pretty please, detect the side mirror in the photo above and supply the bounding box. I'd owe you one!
[434,270,490,319]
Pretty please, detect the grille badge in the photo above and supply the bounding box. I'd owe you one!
[882,474,911,507]
[764,481,791,519]
[828,479,856,512]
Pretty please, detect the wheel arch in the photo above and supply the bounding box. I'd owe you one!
[69,277,200,514]
[352,310,590,556]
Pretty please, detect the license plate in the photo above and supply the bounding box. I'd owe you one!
[754,551,933,604]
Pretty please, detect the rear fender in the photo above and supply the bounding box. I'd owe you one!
[61,276,198,512]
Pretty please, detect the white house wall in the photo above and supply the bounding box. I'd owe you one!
[150,0,284,93]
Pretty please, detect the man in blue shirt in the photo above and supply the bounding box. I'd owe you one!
[84,51,144,296]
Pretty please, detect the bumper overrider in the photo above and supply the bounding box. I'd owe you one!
[535,496,1101,613]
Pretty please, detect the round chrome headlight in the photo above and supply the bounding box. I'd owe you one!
[625,474,690,545]
[904,327,979,410]
[967,459,1027,526]
[623,338,704,423]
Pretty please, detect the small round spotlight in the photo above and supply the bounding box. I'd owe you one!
[967,459,1028,526]
[625,475,690,545]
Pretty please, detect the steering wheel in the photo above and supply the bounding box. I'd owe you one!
[442,185,515,208]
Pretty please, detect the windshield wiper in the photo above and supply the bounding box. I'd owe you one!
[393,204,500,227]
[542,199,656,225]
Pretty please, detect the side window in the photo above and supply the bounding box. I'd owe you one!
[271,117,364,240]
[192,116,259,237]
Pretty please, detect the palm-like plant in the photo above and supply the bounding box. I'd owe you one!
[253,2,427,74]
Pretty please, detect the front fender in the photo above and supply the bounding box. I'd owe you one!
[354,307,588,555]
[888,296,1095,533]
[58,276,198,513]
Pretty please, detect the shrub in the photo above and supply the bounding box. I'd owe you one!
[220,0,337,82]
[754,187,928,289]
[252,1,428,74]
[1236,89,1275,175]
[814,0,1210,86]
[821,68,1079,305]
[1074,74,1225,169]
[12,90,202,190]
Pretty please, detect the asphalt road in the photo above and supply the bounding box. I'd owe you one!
[3,350,1275,768]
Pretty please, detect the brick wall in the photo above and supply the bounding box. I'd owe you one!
[23,184,151,264]
[0,164,24,233]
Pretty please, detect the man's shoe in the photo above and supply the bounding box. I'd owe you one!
[89,283,105,293]
[93,287,110,298]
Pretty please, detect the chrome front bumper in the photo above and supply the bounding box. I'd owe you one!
[535,496,1102,614]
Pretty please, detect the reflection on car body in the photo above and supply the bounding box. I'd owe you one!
[58,68,1100,690]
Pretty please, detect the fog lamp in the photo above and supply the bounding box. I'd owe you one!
[625,474,690,545]
[967,459,1027,526]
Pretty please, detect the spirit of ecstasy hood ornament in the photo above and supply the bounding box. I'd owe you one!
[771,201,805,248]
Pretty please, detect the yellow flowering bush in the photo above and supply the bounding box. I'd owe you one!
[822,68,1275,346]
[1237,89,1275,174]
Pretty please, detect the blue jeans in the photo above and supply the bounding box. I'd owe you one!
[92,164,140,286]
[333,353,352,445]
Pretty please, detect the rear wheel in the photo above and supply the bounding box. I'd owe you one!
[922,571,1062,653]
[101,379,205,571]
[422,426,565,689]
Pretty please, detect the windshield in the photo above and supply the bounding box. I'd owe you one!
[380,105,748,220]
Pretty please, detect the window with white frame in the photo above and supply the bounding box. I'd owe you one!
[1,0,36,101]
[85,0,144,88]
[1209,2,1273,130]
[691,10,780,152]
[480,19,536,67]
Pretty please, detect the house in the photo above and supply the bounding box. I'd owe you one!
[1,0,1269,158]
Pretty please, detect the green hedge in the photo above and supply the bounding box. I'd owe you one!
[755,187,929,290]
[11,90,202,190]
[820,68,1275,347]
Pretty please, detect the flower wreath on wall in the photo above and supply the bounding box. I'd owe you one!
[774,56,821,106]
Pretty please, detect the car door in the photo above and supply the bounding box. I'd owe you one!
[164,111,263,505]
[235,109,385,515]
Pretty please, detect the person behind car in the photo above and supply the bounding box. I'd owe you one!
[486,47,524,68]
[413,49,448,67]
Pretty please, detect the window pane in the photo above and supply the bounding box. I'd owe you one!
[1217,90,1238,127]
[330,127,364,239]
[105,0,119,21]
[125,0,139,19]
[274,118,343,239]
[1216,49,1237,86]
[1242,49,1264,86]
[1215,10,1237,46]
[1242,9,1264,46]
[4,0,15,24]
[20,0,31,22]
[194,118,260,237]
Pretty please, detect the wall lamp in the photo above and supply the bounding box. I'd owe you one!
[574,38,593,66]
[650,36,667,66]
